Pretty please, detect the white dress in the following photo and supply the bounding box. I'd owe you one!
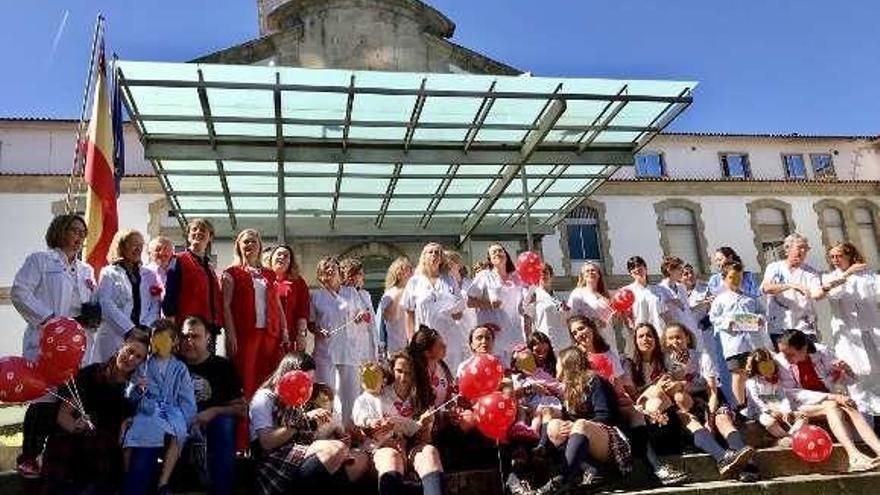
[529,287,571,353]
[466,270,528,363]
[823,268,880,414]
[566,287,613,354]
[402,273,469,370]
[94,264,162,363]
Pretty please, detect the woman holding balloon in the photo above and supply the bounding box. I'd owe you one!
[10,213,98,478]
[249,352,370,495]
[467,244,534,364]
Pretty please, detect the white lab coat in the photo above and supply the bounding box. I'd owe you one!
[93,264,162,363]
[402,273,468,370]
[823,268,880,414]
[621,282,667,358]
[762,261,821,336]
[11,249,96,362]
[466,270,528,363]
[775,346,845,408]
[529,287,571,353]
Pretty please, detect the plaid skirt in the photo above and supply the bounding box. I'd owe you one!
[42,429,123,489]
[600,424,633,475]
[254,442,311,495]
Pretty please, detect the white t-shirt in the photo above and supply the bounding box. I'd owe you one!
[762,261,821,335]
[249,388,277,441]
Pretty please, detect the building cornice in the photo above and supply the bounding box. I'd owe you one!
[597,179,880,196]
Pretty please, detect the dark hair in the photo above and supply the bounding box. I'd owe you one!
[664,322,696,350]
[45,214,87,249]
[716,246,742,265]
[660,256,684,278]
[626,256,647,273]
[486,243,517,274]
[745,348,775,378]
[543,264,554,277]
[779,329,817,354]
[270,244,302,278]
[566,315,610,353]
[181,315,208,333]
[721,260,743,277]
[385,350,413,387]
[260,352,316,391]
[630,322,666,388]
[123,327,151,348]
[408,326,452,415]
[528,331,557,375]
[468,324,498,345]
[151,318,180,340]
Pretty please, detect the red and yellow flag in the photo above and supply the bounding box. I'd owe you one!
[82,50,118,273]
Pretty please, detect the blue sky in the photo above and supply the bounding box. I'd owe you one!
[0,0,877,134]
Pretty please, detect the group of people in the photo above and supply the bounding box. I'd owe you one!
[8,213,880,495]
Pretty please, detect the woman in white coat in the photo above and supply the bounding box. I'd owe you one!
[403,243,468,371]
[10,214,97,477]
[466,243,530,363]
[821,242,880,415]
[93,229,161,363]
[567,261,614,354]
[621,256,667,359]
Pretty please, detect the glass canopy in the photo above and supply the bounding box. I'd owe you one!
[116,61,695,239]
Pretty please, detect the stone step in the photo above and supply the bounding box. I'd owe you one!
[600,470,880,495]
[660,444,855,483]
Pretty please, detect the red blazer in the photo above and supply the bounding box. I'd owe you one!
[277,275,310,342]
[165,250,224,330]
[224,265,281,338]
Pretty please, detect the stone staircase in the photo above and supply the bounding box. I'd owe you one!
[0,444,878,494]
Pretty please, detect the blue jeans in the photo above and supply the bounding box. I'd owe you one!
[122,447,163,495]
[204,414,237,495]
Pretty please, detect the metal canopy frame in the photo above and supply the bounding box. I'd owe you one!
[116,61,695,241]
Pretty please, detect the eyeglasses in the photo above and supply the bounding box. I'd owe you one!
[67,227,88,237]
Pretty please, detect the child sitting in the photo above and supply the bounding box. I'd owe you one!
[743,348,794,445]
[352,360,421,451]
[122,319,197,495]
[510,341,563,449]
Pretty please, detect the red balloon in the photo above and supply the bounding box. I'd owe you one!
[588,353,614,380]
[610,288,635,313]
[473,391,517,442]
[0,357,48,403]
[458,354,505,401]
[516,251,544,286]
[792,424,833,463]
[278,370,313,407]
[36,317,87,386]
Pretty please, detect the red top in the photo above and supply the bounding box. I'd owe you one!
[277,275,310,343]
[170,250,224,330]
[797,358,829,393]
[224,265,281,338]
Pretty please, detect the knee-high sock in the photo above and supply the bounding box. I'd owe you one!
[631,426,662,470]
[693,428,726,461]
[421,471,444,495]
[563,433,592,479]
[725,430,746,450]
[538,422,550,448]
[378,471,405,495]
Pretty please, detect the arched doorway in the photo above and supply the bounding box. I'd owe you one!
[339,241,408,304]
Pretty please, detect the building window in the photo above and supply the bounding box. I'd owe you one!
[821,207,847,245]
[755,207,790,263]
[635,153,665,178]
[811,153,836,179]
[661,207,703,272]
[854,206,880,267]
[566,206,602,262]
[720,153,751,179]
[782,154,807,179]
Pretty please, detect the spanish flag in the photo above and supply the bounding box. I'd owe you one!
[82,46,119,273]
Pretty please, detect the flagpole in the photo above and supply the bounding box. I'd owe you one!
[65,14,105,215]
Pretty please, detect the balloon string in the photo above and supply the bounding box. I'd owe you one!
[420,394,460,419]
[320,316,362,338]
[45,389,85,416]
[496,440,504,493]
[65,379,85,413]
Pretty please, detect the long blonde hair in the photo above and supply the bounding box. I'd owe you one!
[444,250,468,279]
[558,346,595,416]
[385,256,413,290]
[416,242,447,277]
[576,261,609,298]
[232,229,263,267]
[107,229,144,265]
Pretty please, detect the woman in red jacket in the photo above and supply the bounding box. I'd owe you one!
[269,244,310,353]
[162,218,224,350]
[222,229,288,401]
